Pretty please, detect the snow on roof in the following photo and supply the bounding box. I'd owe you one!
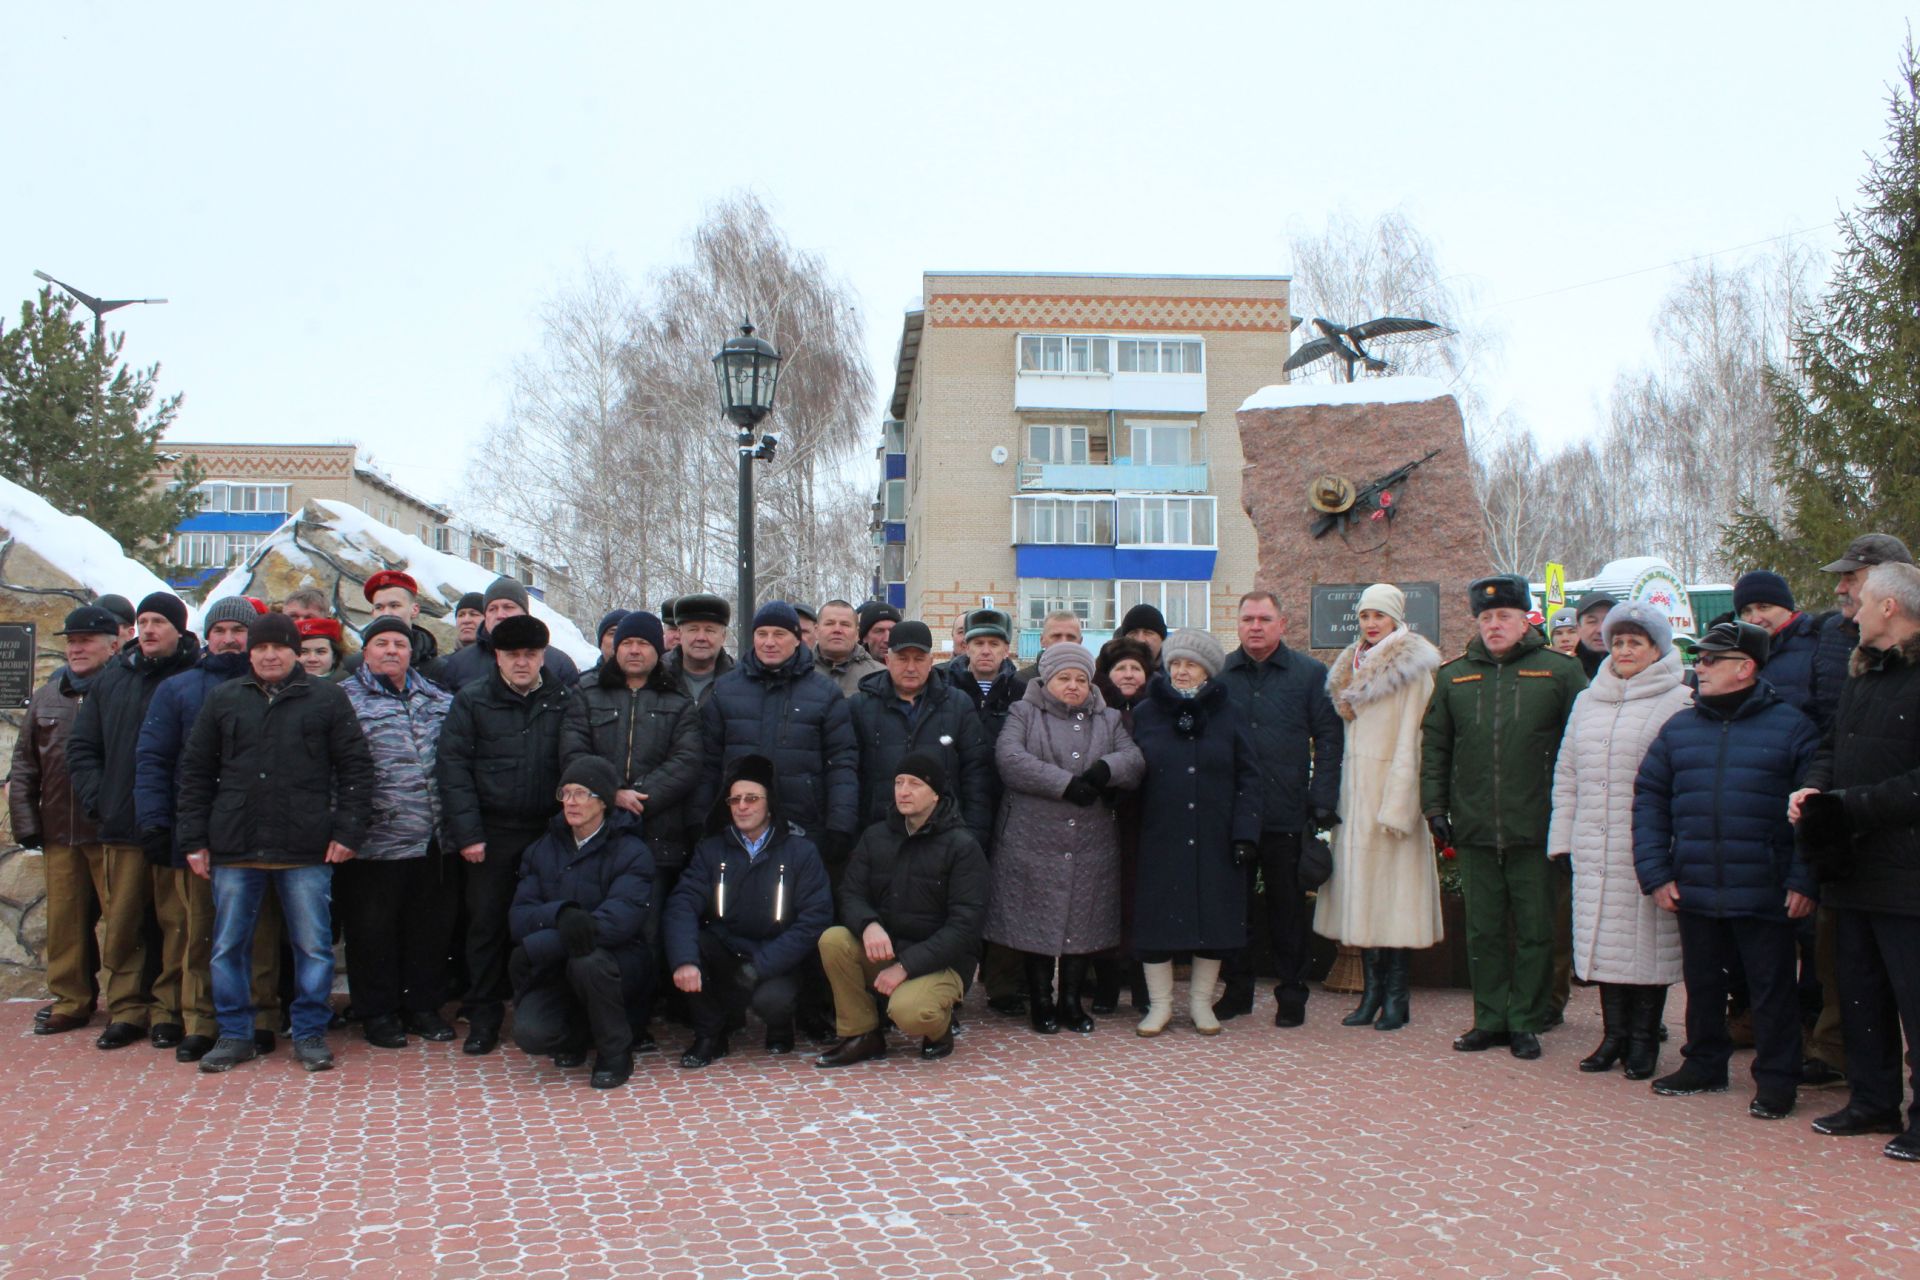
[204,499,595,662]
[0,474,185,616]
[1239,375,1455,413]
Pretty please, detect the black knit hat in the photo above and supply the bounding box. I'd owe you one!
[248,612,301,651]
[1468,575,1532,616]
[596,609,629,642]
[1733,571,1795,614]
[136,591,189,634]
[361,615,413,646]
[857,600,902,641]
[1119,602,1168,639]
[895,749,949,797]
[490,614,549,652]
[613,610,665,656]
[559,756,621,811]
[455,592,485,615]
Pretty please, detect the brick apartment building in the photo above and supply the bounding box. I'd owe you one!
[876,272,1291,657]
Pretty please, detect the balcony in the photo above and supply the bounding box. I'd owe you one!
[1016,627,1113,662]
[1015,460,1210,493]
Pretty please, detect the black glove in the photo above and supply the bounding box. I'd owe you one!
[1062,778,1101,807]
[14,831,42,851]
[1232,840,1258,868]
[555,905,597,958]
[1427,815,1453,849]
[1313,807,1342,829]
[139,826,174,868]
[1078,759,1111,790]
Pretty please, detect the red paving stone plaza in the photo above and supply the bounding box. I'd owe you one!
[3,984,1916,1280]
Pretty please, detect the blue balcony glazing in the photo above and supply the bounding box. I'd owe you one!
[1016,461,1209,493]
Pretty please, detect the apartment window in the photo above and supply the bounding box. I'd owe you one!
[1116,339,1204,374]
[1018,579,1114,630]
[1117,580,1211,630]
[883,419,906,454]
[1018,334,1110,374]
[169,531,266,568]
[884,479,906,521]
[1013,496,1114,545]
[1027,424,1089,465]
[1127,421,1194,466]
[192,482,289,514]
[881,542,906,582]
[1116,496,1216,547]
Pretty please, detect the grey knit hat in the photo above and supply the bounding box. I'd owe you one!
[1037,641,1095,681]
[1161,627,1225,680]
[204,596,261,630]
[1600,600,1673,657]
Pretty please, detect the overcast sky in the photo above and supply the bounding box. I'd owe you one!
[6,4,1909,514]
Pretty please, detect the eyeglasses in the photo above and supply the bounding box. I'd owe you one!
[1694,653,1746,668]
[557,787,599,802]
[726,793,767,807]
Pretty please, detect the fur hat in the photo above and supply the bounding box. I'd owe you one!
[1468,575,1532,616]
[963,608,1012,642]
[675,593,731,627]
[708,754,780,833]
[1356,583,1407,625]
[490,614,549,652]
[1161,627,1225,679]
[1037,641,1095,682]
[1600,601,1674,656]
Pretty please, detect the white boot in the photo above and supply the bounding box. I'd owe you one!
[1189,958,1223,1035]
[1136,962,1175,1037]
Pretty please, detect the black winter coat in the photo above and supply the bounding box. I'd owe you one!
[664,822,833,978]
[438,670,571,848]
[438,621,580,693]
[1633,681,1820,919]
[1807,610,1856,734]
[943,654,1028,743]
[558,664,705,860]
[67,636,202,843]
[700,646,858,843]
[509,809,654,974]
[1216,642,1342,833]
[849,669,994,849]
[840,796,990,979]
[1804,635,1920,916]
[1758,611,1837,735]
[1128,678,1264,952]
[175,669,375,865]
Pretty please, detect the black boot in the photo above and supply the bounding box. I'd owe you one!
[1057,955,1095,1033]
[1127,963,1150,1012]
[1580,984,1632,1073]
[1375,950,1411,1031]
[1341,949,1386,1027]
[1089,955,1121,1015]
[1025,953,1059,1034]
[1623,984,1666,1081]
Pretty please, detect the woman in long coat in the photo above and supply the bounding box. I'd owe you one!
[1129,628,1263,1037]
[1547,600,1691,1079]
[1092,637,1156,1013]
[989,642,1144,1034]
[1315,583,1444,1032]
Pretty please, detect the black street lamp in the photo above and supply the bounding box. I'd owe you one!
[713,320,784,617]
[33,269,168,428]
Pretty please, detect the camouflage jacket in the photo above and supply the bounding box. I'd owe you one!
[343,662,453,860]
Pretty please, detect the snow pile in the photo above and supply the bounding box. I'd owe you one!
[1239,375,1454,413]
[0,474,185,617]
[203,499,594,662]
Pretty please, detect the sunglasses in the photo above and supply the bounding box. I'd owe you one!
[1694,653,1748,668]
[726,793,768,807]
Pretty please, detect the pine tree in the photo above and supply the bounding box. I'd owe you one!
[1724,40,1920,600]
[0,286,199,567]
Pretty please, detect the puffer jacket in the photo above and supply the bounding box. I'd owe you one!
[509,808,654,973]
[67,635,201,843]
[1804,633,1920,917]
[558,662,704,859]
[438,620,580,693]
[1421,628,1586,851]
[840,793,990,979]
[1217,642,1343,833]
[342,663,453,861]
[1810,610,1858,730]
[175,669,375,865]
[664,821,833,978]
[849,669,994,848]
[7,667,97,847]
[133,649,251,866]
[1756,610,1831,734]
[1547,648,1692,983]
[1632,680,1820,919]
[437,669,571,849]
[699,645,858,844]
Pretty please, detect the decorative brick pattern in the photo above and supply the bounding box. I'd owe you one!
[926,294,1290,332]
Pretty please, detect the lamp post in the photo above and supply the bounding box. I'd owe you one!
[712,320,784,618]
[33,270,168,427]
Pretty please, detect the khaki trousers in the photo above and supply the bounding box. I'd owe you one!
[41,843,105,1018]
[818,925,963,1039]
[175,870,284,1038]
[95,844,155,1026]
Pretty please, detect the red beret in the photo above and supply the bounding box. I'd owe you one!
[296,616,345,644]
[243,596,269,615]
[363,570,421,602]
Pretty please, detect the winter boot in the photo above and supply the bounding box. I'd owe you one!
[1127,962,1150,1012]
[1190,957,1224,1035]
[1341,949,1386,1027]
[1580,984,1632,1073]
[1624,984,1667,1081]
[1136,962,1175,1037]
[1025,953,1060,1035]
[1375,949,1412,1031]
[1057,955,1096,1032]
[1089,955,1121,1015]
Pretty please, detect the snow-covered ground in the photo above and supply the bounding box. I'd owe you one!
[0,475,186,618]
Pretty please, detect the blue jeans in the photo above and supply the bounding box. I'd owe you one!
[211,865,334,1042]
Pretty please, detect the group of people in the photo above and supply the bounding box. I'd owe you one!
[8,537,1918,1164]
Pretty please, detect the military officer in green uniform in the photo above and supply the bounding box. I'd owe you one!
[1421,574,1587,1060]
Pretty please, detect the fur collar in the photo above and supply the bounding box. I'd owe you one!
[1327,628,1442,720]
[1851,630,1920,677]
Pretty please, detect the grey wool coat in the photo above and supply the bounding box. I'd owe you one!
[985,679,1144,956]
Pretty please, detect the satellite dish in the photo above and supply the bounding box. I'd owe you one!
[990,445,1009,465]
[1308,474,1357,515]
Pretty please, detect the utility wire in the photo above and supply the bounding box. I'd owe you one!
[1473,225,1828,312]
